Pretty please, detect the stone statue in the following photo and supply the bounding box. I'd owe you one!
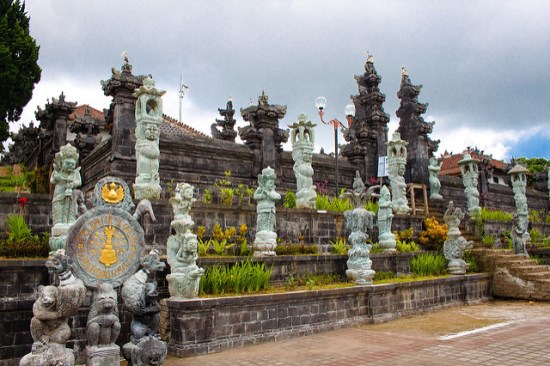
[443,201,473,275]
[133,76,165,200]
[86,282,121,365]
[386,132,410,215]
[377,185,396,251]
[49,143,82,251]
[166,183,204,299]
[428,157,443,200]
[508,164,531,255]
[19,285,76,366]
[344,206,376,285]
[458,153,481,216]
[289,114,317,209]
[342,171,377,208]
[252,166,281,256]
[122,337,167,366]
[20,250,87,366]
[121,249,167,366]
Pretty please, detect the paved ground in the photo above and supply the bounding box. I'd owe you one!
[163,300,550,366]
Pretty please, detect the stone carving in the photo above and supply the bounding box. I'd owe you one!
[49,143,82,251]
[21,250,86,366]
[428,157,443,200]
[133,76,165,200]
[66,177,146,289]
[86,282,121,366]
[166,183,204,299]
[386,132,410,215]
[211,98,238,142]
[252,166,281,256]
[343,171,369,208]
[122,337,167,366]
[289,114,317,209]
[458,153,481,216]
[443,201,473,275]
[508,164,530,256]
[377,185,396,251]
[121,250,167,366]
[345,207,376,285]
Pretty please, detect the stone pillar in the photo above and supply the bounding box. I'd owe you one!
[239,91,288,176]
[101,57,143,180]
[457,153,481,216]
[386,132,410,215]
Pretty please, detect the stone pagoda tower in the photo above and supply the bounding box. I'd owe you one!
[211,98,238,142]
[396,66,439,184]
[239,91,289,175]
[343,53,390,180]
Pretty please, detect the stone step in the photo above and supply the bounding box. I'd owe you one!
[518,271,550,281]
[508,265,550,275]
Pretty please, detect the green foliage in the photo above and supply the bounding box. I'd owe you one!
[316,191,353,212]
[275,243,318,255]
[283,191,296,209]
[394,227,414,243]
[0,0,42,147]
[235,183,253,206]
[329,237,349,255]
[396,240,419,252]
[481,208,513,222]
[199,260,272,295]
[410,253,447,277]
[529,229,543,243]
[373,271,397,281]
[306,278,315,290]
[370,243,384,254]
[284,274,296,290]
[481,234,496,247]
[528,210,543,224]
[364,200,379,213]
[418,217,448,251]
[514,157,548,181]
[197,238,210,257]
[202,188,212,204]
[211,239,235,256]
[0,214,48,258]
[463,250,479,273]
[500,230,513,249]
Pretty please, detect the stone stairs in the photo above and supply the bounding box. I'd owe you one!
[472,248,550,300]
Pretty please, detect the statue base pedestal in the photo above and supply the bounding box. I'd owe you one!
[379,234,396,252]
[430,193,443,200]
[447,259,469,275]
[20,343,75,366]
[86,345,120,366]
[346,268,375,285]
[133,183,161,200]
[167,272,202,299]
[253,230,277,257]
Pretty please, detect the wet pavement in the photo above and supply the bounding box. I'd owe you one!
[163,300,550,366]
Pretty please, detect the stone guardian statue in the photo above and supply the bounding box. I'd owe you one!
[386,132,410,215]
[166,183,205,298]
[443,201,473,274]
[252,166,281,256]
[49,143,82,251]
[377,185,396,251]
[289,114,317,209]
[345,206,376,285]
[508,164,531,256]
[428,157,443,200]
[457,153,481,217]
[133,76,166,200]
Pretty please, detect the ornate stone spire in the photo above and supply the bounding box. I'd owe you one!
[211,98,237,142]
[396,67,440,184]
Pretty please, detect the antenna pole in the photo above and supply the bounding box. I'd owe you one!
[179,74,183,123]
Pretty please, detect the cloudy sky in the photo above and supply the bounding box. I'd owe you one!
[15,0,550,161]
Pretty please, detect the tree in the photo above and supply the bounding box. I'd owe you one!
[0,0,41,150]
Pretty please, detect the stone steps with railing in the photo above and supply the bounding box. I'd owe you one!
[472,248,550,300]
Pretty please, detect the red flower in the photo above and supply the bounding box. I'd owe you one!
[18,196,28,208]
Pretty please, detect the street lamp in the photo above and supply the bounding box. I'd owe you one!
[315,97,356,195]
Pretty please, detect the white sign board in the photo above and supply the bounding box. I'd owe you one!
[378,156,388,177]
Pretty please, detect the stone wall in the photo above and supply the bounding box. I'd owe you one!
[166,273,492,357]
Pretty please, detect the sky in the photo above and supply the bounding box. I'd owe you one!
[13,0,550,161]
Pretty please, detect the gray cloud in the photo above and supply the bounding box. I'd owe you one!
[21,0,550,158]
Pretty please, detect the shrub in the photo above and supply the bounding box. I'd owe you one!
[418,217,448,251]
[481,208,512,222]
[283,191,296,209]
[275,243,318,255]
[365,200,379,213]
[329,237,350,255]
[202,189,212,204]
[463,250,479,273]
[530,229,544,244]
[200,260,272,295]
[316,191,353,212]
[370,243,384,254]
[394,227,414,243]
[373,271,397,281]
[411,253,447,276]
[0,214,49,258]
[481,235,496,247]
[396,240,419,252]
[528,210,543,224]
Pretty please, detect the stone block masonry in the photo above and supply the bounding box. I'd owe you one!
[166,274,491,357]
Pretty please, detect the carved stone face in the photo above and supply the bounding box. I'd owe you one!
[38,285,57,310]
[62,158,76,172]
[144,125,159,140]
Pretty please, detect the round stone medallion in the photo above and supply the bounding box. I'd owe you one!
[66,206,143,288]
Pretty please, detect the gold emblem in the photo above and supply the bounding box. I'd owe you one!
[101,182,124,204]
[99,225,117,267]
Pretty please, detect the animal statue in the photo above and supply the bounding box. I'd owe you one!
[121,250,166,342]
[86,282,121,349]
[133,199,157,222]
[122,336,168,366]
[30,285,71,346]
